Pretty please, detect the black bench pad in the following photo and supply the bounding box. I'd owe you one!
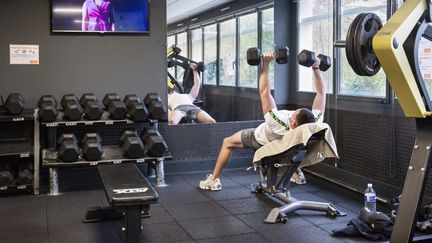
[98,163,158,207]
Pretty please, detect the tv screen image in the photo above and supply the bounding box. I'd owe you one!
[51,0,149,33]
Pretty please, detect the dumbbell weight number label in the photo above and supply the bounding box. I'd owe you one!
[0,186,7,190]
[85,121,94,126]
[65,122,77,126]
[113,160,122,164]
[90,162,98,166]
[105,121,114,125]
[126,120,134,124]
[136,159,145,163]
[20,153,30,158]
[46,123,58,127]
[17,185,27,189]
[13,117,24,122]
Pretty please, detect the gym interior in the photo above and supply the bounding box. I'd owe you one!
[1,0,432,242]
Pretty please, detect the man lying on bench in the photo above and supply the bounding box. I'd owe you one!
[199,52,326,190]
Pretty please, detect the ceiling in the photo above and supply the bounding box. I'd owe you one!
[166,0,235,24]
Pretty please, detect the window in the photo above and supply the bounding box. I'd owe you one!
[219,19,237,86]
[176,32,188,81]
[191,28,203,62]
[203,24,217,85]
[298,0,333,93]
[261,8,275,89]
[239,13,258,88]
[339,0,387,97]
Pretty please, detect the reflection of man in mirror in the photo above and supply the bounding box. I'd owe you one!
[200,53,326,191]
[82,0,115,31]
[168,63,216,125]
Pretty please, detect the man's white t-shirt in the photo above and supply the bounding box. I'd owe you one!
[168,92,194,110]
[254,108,324,145]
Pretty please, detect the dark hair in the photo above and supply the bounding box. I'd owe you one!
[296,108,315,126]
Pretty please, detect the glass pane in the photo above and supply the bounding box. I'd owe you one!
[204,24,217,85]
[298,0,333,93]
[418,32,432,102]
[191,28,203,62]
[340,0,387,97]
[176,32,188,81]
[262,8,275,89]
[219,19,236,86]
[167,35,176,78]
[239,13,258,88]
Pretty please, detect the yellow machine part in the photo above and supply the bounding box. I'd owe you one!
[372,0,432,117]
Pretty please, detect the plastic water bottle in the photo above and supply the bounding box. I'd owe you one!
[364,183,376,212]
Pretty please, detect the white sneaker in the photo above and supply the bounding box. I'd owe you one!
[290,170,307,185]
[199,174,222,191]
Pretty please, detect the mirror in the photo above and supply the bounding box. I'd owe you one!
[166,5,274,125]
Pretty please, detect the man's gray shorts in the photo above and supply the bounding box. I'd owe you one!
[240,128,263,150]
[174,104,201,116]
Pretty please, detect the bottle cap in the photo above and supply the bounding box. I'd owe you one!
[368,183,372,187]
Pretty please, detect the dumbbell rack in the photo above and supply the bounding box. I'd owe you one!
[35,110,172,195]
[0,108,36,195]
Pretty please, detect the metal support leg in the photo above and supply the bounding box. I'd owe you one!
[124,206,142,243]
[155,158,167,187]
[33,109,40,195]
[49,168,60,195]
[391,117,432,243]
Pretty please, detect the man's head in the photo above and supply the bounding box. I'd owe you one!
[290,108,315,128]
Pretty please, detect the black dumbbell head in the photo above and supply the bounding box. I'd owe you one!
[58,142,80,162]
[128,102,148,121]
[38,102,59,122]
[247,47,261,66]
[16,169,33,185]
[82,141,103,161]
[145,136,168,157]
[122,137,145,158]
[196,62,205,72]
[80,93,98,106]
[102,93,120,108]
[317,54,332,71]
[120,130,139,143]
[298,49,316,67]
[83,100,103,120]
[123,94,141,107]
[60,94,79,108]
[81,133,102,145]
[37,95,57,108]
[147,100,166,120]
[141,128,161,143]
[58,134,79,146]
[5,93,25,115]
[0,170,14,187]
[63,101,83,121]
[275,46,289,64]
[144,93,161,106]
[108,100,127,120]
[19,162,33,171]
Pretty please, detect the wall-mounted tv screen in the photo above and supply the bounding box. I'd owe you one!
[51,0,149,33]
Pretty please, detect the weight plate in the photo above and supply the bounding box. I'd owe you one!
[354,13,382,76]
[346,13,366,76]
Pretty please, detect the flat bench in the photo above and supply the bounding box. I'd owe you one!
[84,163,158,243]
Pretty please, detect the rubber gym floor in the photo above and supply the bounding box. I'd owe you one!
[0,168,385,243]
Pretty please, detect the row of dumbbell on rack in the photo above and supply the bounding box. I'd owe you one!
[38,93,166,122]
[57,128,168,162]
[0,162,33,187]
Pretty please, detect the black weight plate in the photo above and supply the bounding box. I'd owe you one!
[353,12,382,76]
[346,13,366,76]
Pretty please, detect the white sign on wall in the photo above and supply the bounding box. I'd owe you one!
[9,44,39,65]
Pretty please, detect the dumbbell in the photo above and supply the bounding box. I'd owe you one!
[144,93,166,120]
[81,133,103,161]
[16,162,33,185]
[298,49,332,71]
[4,93,25,115]
[58,134,80,162]
[61,94,83,121]
[37,95,58,122]
[102,93,127,120]
[0,163,14,187]
[246,46,289,66]
[120,130,144,158]
[123,94,148,121]
[80,93,103,120]
[141,127,168,157]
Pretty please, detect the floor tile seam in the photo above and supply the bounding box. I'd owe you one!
[157,202,195,241]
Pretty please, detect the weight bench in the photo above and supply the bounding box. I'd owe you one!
[252,122,346,223]
[84,163,158,243]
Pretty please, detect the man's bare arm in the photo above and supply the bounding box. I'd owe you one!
[259,52,277,115]
[189,63,201,99]
[311,59,326,112]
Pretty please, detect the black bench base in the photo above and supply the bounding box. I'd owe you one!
[83,205,150,223]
